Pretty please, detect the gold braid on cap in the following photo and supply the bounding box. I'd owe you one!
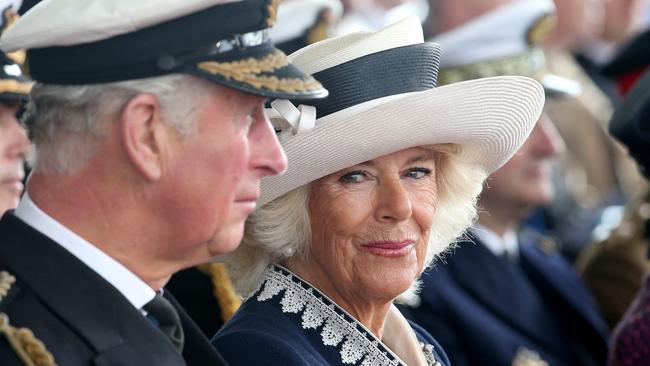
[266,0,280,28]
[1,7,25,66]
[198,50,323,93]
[306,9,333,45]
[197,263,242,322]
[0,79,32,94]
[0,271,57,366]
[438,48,547,85]
[526,13,556,45]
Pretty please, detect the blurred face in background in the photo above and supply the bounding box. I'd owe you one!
[601,0,644,41]
[0,101,28,214]
[427,0,513,35]
[547,0,604,50]
[479,113,565,214]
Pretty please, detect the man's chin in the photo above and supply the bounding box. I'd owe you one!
[206,224,246,257]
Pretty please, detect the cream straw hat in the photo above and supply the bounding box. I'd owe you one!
[260,17,545,206]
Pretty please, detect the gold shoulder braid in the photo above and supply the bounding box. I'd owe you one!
[0,271,16,302]
[266,0,280,28]
[198,51,323,93]
[512,347,548,366]
[0,272,57,366]
[197,263,242,322]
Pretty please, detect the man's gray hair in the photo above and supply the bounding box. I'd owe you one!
[23,74,216,174]
[225,145,488,296]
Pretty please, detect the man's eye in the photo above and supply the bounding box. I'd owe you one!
[339,171,366,183]
[405,168,431,179]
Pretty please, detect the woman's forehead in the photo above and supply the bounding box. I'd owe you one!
[356,147,438,167]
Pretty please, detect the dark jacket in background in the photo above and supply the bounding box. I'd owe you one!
[401,232,609,366]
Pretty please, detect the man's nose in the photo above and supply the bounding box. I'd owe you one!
[249,113,287,178]
[5,117,30,159]
[531,114,565,157]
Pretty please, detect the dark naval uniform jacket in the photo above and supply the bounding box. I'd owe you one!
[401,232,609,366]
[213,265,450,366]
[0,212,227,366]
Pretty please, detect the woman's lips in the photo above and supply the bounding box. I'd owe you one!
[361,240,415,257]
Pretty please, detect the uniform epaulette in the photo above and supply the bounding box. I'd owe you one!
[512,347,549,366]
[0,270,16,306]
[0,271,58,366]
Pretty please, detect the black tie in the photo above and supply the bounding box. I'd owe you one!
[144,292,185,352]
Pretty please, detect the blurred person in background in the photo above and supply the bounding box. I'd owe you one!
[577,35,650,331]
[336,0,428,34]
[423,0,630,264]
[423,0,510,36]
[0,0,29,216]
[534,0,646,262]
[268,0,343,54]
[402,1,609,365]
[547,0,647,101]
[604,69,650,366]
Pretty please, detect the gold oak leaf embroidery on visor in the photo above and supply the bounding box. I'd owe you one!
[439,48,546,85]
[198,51,323,93]
[0,79,32,94]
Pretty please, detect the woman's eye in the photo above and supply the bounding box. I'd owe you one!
[405,168,431,179]
[339,171,366,183]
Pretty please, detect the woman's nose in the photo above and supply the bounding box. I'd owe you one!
[374,178,412,223]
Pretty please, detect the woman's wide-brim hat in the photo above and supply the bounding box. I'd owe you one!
[260,17,545,206]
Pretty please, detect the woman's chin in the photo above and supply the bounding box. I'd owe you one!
[358,266,419,300]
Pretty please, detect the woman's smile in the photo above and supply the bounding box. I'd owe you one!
[360,240,416,257]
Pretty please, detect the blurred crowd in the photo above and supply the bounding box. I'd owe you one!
[2,0,650,365]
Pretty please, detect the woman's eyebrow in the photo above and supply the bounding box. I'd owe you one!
[405,152,437,165]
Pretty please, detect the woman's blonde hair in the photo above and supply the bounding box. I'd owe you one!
[225,144,487,296]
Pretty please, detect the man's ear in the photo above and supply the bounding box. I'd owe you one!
[120,94,170,181]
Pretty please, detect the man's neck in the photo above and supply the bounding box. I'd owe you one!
[27,173,175,290]
[477,201,530,237]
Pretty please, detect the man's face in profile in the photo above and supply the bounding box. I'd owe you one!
[0,101,28,214]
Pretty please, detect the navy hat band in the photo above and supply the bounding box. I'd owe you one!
[303,42,441,119]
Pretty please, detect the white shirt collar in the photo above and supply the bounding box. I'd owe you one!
[471,223,519,258]
[14,193,156,310]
